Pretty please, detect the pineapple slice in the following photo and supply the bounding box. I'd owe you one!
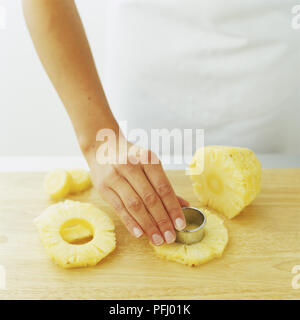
[34,200,116,268]
[68,169,92,194]
[188,146,261,219]
[151,208,228,266]
[44,169,72,200]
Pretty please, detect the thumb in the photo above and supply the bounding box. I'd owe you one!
[176,195,189,207]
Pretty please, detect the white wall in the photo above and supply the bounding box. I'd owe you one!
[1,1,299,158]
[0,0,108,156]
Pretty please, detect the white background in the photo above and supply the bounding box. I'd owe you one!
[0,1,299,169]
[0,0,108,157]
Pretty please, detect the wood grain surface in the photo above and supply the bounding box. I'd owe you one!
[0,169,300,300]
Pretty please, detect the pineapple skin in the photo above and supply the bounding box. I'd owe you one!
[68,169,92,194]
[151,208,228,267]
[189,146,261,219]
[34,200,116,269]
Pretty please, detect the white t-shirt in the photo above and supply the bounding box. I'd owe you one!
[102,0,300,156]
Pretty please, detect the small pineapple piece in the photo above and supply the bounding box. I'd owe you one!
[34,200,116,268]
[68,169,92,194]
[151,208,228,266]
[189,146,261,219]
[44,169,72,200]
[61,224,93,244]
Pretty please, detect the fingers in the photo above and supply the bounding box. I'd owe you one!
[177,195,189,207]
[100,187,143,238]
[117,164,176,244]
[96,148,189,245]
[107,172,165,246]
[142,157,186,231]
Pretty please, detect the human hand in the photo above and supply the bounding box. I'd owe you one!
[85,138,188,246]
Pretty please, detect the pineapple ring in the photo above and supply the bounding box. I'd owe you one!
[151,208,228,267]
[68,169,92,194]
[44,169,72,200]
[34,200,116,269]
[188,146,261,219]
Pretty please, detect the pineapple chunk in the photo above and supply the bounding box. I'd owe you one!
[189,146,261,219]
[44,169,72,200]
[34,200,116,268]
[61,224,93,244]
[68,169,92,194]
[151,208,228,266]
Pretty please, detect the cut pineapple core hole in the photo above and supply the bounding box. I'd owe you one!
[60,218,94,245]
[189,146,261,219]
[151,208,228,267]
[34,200,116,269]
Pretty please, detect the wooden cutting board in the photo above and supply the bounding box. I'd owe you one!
[0,169,300,300]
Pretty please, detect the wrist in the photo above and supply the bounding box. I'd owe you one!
[79,127,127,165]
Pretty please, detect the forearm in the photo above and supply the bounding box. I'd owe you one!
[22,0,120,153]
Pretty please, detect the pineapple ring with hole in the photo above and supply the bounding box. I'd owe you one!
[68,169,92,194]
[34,200,116,269]
[188,146,261,219]
[151,208,228,267]
[44,169,72,200]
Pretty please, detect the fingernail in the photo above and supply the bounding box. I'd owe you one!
[164,231,175,244]
[175,218,186,231]
[133,227,143,238]
[152,233,164,245]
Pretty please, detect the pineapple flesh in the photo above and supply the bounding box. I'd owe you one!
[188,146,261,219]
[44,169,72,200]
[151,208,228,266]
[61,223,93,244]
[34,200,116,268]
[44,169,92,200]
[68,169,92,194]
